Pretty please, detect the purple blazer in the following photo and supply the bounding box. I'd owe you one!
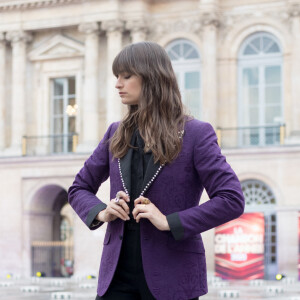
[68,119,244,300]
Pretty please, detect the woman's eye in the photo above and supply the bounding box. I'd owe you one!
[124,75,131,79]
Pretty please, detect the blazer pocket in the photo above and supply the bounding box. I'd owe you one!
[103,231,111,245]
[167,235,205,254]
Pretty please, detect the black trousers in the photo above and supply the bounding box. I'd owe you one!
[96,222,198,300]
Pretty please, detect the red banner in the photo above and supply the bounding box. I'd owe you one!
[215,213,265,280]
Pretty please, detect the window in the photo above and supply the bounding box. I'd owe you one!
[241,179,277,279]
[60,217,72,241]
[51,77,77,153]
[166,39,201,119]
[238,32,283,146]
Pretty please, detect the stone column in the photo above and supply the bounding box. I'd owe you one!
[277,209,299,277]
[101,20,124,127]
[201,15,219,127]
[289,5,300,140]
[78,22,100,152]
[0,33,6,151]
[6,31,32,155]
[126,20,148,43]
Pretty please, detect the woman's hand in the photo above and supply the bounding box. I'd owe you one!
[132,196,170,231]
[96,191,130,223]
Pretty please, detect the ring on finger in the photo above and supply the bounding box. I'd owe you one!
[114,192,123,205]
[114,198,121,205]
[141,198,151,205]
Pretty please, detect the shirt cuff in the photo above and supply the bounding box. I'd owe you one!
[166,212,184,241]
[86,202,107,229]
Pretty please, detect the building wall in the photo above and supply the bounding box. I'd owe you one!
[0,0,300,278]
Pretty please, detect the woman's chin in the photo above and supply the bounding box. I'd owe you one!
[121,100,138,106]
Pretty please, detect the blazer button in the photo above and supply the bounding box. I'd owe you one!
[119,235,123,240]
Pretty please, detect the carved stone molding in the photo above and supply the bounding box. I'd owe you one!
[6,31,32,44]
[0,0,79,11]
[149,17,202,39]
[78,22,99,35]
[101,20,124,34]
[125,19,148,34]
[288,4,300,18]
[201,11,220,27]
[218,9,291,43]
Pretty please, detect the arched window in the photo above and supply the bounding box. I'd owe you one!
[241,179,277,279]
[238,32,283,146]
[242,179,276,207]
[166,39,201,119]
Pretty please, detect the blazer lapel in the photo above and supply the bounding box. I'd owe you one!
[119,131,136,196]
[140,154,163,197]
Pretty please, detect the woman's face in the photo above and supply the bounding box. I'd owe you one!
[115,73,142,105]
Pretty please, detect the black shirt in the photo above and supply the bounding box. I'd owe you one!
[117,129,152,274]
[128,128,152,221]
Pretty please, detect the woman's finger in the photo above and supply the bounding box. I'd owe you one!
[135,212,150,223]
[134,196,151,206]
[116,191,130,202]
[132,204,148,219]
[108,201,129,219]
[107,206,129,221]
[134,197,143,206]
[117,199,130,215]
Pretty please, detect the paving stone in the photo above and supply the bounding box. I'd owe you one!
[0,281,14,287]
[50,291,73,299]
[218,290,240,298]
[0,278,299,300]
[20,285,40,292]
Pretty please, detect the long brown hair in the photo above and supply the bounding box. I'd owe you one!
[109,41,188,165]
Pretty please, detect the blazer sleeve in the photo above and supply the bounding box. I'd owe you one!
[167,122,245,240]
[68,123,114,230]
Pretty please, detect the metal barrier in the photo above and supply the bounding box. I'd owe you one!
[31,241,74,278]
[216,124,285,148]
[22,133,78,156]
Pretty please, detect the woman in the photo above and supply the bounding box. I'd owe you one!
[68,42,245,300]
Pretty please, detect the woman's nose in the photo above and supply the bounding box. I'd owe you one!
[115,78,122,89]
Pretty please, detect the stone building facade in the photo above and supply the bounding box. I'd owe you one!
[0,0,300,280]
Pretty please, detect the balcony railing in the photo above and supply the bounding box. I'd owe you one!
[216,124,285,149]
[22,133,78,156]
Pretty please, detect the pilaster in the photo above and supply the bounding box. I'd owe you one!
[0,33,6,151]
[201,13,219,126]
[77,22,100,152]
[6,31,32,155]
[288,4,300,139]
[101,20,124,127]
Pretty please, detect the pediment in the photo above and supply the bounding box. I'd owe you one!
[29,34,84,61]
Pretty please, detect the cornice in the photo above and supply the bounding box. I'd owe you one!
[0,0,81,11]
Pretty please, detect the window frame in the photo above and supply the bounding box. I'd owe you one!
[50,77,76,154]
[238,32,283,147]
[165,39,202,119]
